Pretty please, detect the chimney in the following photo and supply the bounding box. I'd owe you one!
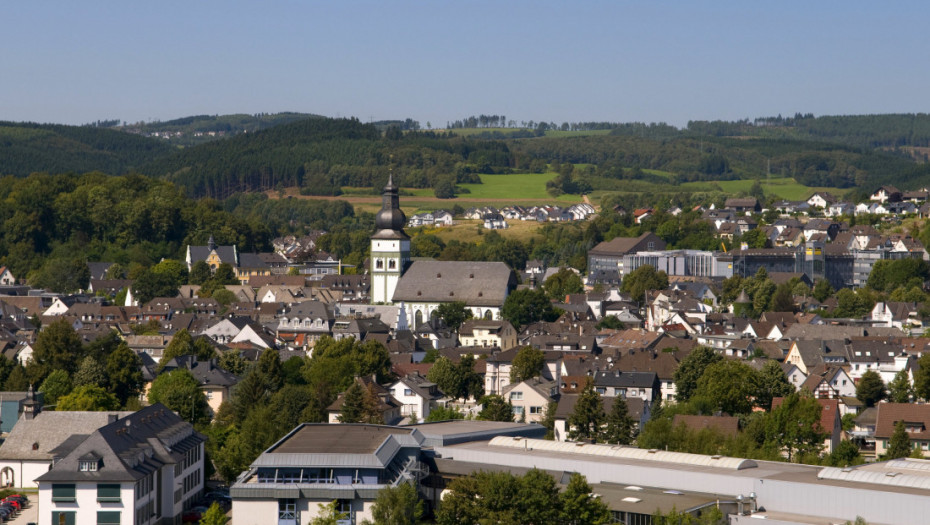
[108,414,119,425]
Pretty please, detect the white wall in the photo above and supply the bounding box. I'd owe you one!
[39,481,136,525]
[0,459,50,489]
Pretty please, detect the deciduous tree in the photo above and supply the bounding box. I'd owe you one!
[510,346,545,383]
[366,483,424,525]
[856,370,886,407]
[57,384,121,411]
[559,473,611,525]
[673,347,722,403]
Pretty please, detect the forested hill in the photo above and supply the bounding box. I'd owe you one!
[140,117,513,199]
[116,112,322,146]
[0,121,172,176]
[686,113,930,150]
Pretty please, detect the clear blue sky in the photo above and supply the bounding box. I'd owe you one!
[3,1,928,128]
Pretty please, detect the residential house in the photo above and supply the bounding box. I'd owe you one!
[327,376,402,425]
[502,378,559,423]
[483,212,507,230]
[457,319,517,351]
[0,267,16,286]
[591,370,660,404]
[485,348,561,396]
[159,355,240,416]
[553,395,648,442]
[35,403,205,525]
[807,192,837,209]
[870,185,902,203]
[799,365,856,399]
[874,402,930,458]
[387,372,444,420]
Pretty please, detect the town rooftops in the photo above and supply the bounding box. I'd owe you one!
[588,232,666,257]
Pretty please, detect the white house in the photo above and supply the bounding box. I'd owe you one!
[387,372,444,420]
[35,404,204,525]
[0,267,15,286]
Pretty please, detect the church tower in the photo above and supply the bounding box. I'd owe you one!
[371,175,409,304]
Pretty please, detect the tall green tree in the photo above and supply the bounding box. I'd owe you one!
[308,501,349,525]
[673,347,722,403]
[568,380,604,441]
[56,384,121,411]
[434,301,472,330]
[602,396,635,445]
[106,343,144,406]
[366,483,423,525]
[510,346,545,383]
[754,360,795,411]
[694,360,758,415]
[477,395,515,422]
[765,392,825,462]
[39,369,73,407]
[856,370,886,407]
[132,267,180,304]
[559,473,611,525]
[501,288,560,329]
[148,369,211,424]
[73,355,108,387]
[31,318,85,381]
[886,420,912,460]
[915,354,930,401]
[888,370,913,404]
[621,265,668,304]
[542,267,584,301]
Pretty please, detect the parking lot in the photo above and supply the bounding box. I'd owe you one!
[4,500,36,524]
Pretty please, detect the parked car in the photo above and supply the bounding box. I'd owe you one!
[182,506,209,523]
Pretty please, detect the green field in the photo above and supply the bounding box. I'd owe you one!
[459,172,581,202]
[682,177,846,201]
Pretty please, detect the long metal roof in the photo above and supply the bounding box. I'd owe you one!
[487,437,757,470]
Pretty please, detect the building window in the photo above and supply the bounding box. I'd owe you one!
[97,511,121,525]
[336,500,352,515]
[529,406,542,415]
[376,259,384,269]
[404,389,413,396]
[389,259,396,269]
[52,511,76,525]
[513,406,524,415]
[509,391,523,400]
[596,387,606,395]
[97,484,121,502]
[79,460,98,472]
[52,484,76,502]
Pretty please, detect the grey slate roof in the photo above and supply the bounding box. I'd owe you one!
[391,261,517,306]
[0,411,133,461]
[252,424,423,469]
[35,403,204,483]
[592,370,659,389]
[188,244,238,267]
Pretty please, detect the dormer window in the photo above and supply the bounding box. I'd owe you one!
[79,460,99,472]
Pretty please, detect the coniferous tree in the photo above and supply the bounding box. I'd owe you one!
[886,420,912,460]
[568,380,604,441]
[888,370,914,404]
[338,381,366,423]
[602,396,635,445]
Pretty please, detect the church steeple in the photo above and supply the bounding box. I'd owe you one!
[374,174,407,238]
[370,172,410,304]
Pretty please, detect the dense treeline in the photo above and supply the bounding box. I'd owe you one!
[0,173,355,286]
[0,121,172,176]
[142,117,514,198]
[688,113,930,150]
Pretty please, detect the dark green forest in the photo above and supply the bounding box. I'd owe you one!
[6,114,930,202]
[0,172,357,286]
[0,121,172,176]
